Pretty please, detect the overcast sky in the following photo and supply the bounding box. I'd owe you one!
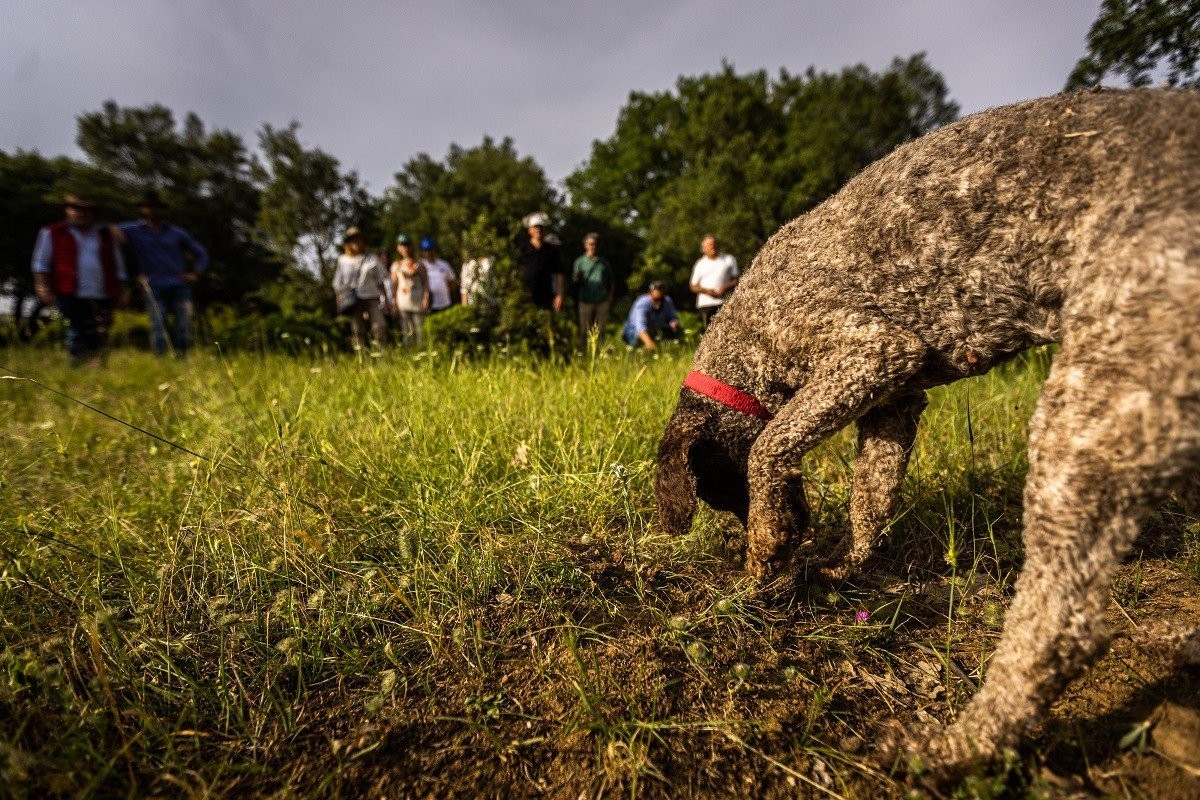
[1,1,1103,194]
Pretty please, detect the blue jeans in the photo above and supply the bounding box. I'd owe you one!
[147,284,194,355]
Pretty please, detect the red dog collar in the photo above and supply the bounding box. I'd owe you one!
[682,371,774,421]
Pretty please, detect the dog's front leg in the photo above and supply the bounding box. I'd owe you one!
[828,392,928,579]
[744,330,929,579]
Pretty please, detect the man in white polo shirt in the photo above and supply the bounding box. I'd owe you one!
[688,233,738,328]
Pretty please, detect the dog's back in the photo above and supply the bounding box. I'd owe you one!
[707,89,1200,384]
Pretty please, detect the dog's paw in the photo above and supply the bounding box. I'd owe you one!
[875,721,989,789]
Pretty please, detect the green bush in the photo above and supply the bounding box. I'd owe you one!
[203,304,342,354]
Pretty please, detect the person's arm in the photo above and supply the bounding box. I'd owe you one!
[420,263,431,310]
[332,258,347,293]
[180,228,210,275]
[31,228,55,305]
[665,297,680,330]
[552,272,565,312]
[459,261,472,306]
[377,259,394,306]
[717,256,739,297]
[112,238,130,307]
[631,297,656,350]
[689,261,711,297]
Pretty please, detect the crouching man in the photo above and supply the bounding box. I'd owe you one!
[622,280,680,350]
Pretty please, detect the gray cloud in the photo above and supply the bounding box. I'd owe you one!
[0,0,1101,192]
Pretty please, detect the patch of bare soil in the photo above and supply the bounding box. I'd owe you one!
[266,539,1199,799]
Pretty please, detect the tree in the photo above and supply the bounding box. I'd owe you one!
[1067,0,1200,89]
[76,101,280,301]
[254,122,372,284]
[379,136,558,267]
[566,54,958,297]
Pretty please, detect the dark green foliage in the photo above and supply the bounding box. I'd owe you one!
[565,55,959,298]
[1067,0,1200,89]
[76,101,282,303]
[202,268,345,352]
[379,136,559,268]
[254,121,375,285]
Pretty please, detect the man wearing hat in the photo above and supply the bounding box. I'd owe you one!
[118,190,209,356]
[31,193,129,365]
[516,212,564,313]
[418,237,457,314]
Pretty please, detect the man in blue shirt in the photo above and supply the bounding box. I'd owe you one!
[622,280,681,350]
[119,190,209,356]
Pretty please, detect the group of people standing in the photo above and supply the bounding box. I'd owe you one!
[332,212,741,353]
[31,192,740,362]
[31,190,208,366]
[331,229,460,349]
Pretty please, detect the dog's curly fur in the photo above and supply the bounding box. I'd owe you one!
[655,88,1200,780]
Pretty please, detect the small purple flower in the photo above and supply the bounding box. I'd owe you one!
[854,610,870,624]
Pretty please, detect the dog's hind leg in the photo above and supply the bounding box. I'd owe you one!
[825,391,928,578]
[744,324,929,578]
[912,309,1200,780]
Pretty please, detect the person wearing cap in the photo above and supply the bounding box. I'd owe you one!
[390,234,429,346]
[621,280,681,351]
[31,193,129,365]
[516,212,565,313]
[117,190,209,356]
[333,226,391,350]
[418,237,457,314]
[688,233,738,329]
[572,231,614,351]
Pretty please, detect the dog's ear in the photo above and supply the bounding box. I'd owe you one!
[655,404,702,536]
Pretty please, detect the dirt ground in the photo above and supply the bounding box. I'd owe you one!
[273,526,1199,800]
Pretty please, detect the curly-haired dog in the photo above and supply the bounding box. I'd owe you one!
[655,88,1200,779]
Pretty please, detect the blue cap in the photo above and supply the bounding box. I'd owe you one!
[420,236,436,250]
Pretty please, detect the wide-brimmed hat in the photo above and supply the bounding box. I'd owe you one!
[343,226,365,242]
[137,189,169,209]
[523,211,550,229]
[62,193,97,209]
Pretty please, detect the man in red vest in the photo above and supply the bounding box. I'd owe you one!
[32,194,129,365]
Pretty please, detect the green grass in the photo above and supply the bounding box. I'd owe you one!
[0,342,1190,798]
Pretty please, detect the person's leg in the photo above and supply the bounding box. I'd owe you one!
[578,302,597,351]
[594,299,612,341]
[56,297,86,365]
[348,301,369,350]
[367,301,387,348]
[90,300,115,363]
[169,284,194,355]
[411,312,425,345]
[147,286,170,354]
